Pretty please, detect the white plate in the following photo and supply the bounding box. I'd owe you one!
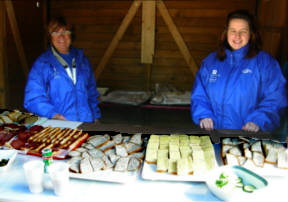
[141,162,217,182]
[236,158,288,177]
[69,169,139,183]
[141,144,221,182]
[206,165,268,201]
[217,144,288,177]
[0,149,17,172]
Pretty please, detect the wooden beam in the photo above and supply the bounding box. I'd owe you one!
[157,0,198,77]
[141,0,155,64]
[5,0,29,77]
[95,0,142,80]
[0,1,8,108]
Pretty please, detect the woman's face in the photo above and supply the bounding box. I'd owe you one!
[51,27,71,54]
[227,18,250,50]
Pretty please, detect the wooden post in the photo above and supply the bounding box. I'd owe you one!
[157,0,198,77]
[95,0,142,80]
[5,0,29,77]
[0,1,8,108]
[141,0,155,64]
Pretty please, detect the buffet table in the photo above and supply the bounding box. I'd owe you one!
[1,145,288,202]
[0,154,220,202]
[1,120,288,202]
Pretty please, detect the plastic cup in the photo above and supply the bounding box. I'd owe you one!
[23,160,44,194]
[48,162,70,196]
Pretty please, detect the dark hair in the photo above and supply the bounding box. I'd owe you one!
[216,10,262,60]
[47,16,74,41]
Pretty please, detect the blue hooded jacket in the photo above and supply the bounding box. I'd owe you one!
[191,45,287,131]
[24,46,101,122]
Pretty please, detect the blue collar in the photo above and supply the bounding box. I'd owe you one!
[226,44,249,60]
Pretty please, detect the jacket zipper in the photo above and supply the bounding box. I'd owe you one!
[220,53,235,128]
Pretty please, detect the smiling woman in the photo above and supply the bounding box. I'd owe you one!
[227,19,250,50]
[190,10,287,132]
[23,17,101,123]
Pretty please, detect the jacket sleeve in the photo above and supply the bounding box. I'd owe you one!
[84,57,101,119]
[190,61,216,125]
[23,61,58,119]
[245,54,288,131]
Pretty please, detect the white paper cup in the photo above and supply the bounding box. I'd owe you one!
[23,160,44,194]
[48,162,70,196]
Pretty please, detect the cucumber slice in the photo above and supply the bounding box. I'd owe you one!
[219,172,228,179]
[243,185,256,193]
[236,182,244,188]
[236,177,242,183]
[216,178,229,188]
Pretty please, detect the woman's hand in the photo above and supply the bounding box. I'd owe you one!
[200,118,214,131]
[242,122,259,132]
[52,113,66,120]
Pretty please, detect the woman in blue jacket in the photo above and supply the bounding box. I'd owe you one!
[191,10,287,132]
[24,17,101,122]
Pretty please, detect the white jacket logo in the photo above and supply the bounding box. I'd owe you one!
[209,69,219,82]
[242,68,252,74]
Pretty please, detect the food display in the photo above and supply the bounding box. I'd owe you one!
[215,172,256,193]
[142,135,217,181]
[67,133,144,174]
[221,137,288,169]
[0,110,40,126]
[0,124,27,146]
[205,165,268,201]
[24,126,88,158]
[1,125,88,159]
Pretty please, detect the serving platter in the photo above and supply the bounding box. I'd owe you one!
[234,157,288,177]
[205,165,268,201]
[142,144,221,182]
[67,133,145,183]
[2,126,89,159]
[142,143,288,181]
[219,138,288,177]
[69,168,140,183]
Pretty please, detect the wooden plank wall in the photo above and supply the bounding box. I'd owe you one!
[258,0,288,63]
[5,0,45,110]
[50,0,256,91]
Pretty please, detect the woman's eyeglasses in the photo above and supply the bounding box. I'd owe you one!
[51,30,71,36]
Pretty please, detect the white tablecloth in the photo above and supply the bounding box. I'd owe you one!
[0,153,288,202]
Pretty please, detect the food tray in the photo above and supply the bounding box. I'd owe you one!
[69,168,140,183]
[26,133,89,160]
[141,144,221,182]
[142,143,288,181]
[68,133,145,183]
[4,126,89,160]
[218,143,288,177]
[219,140,288,177]
[234,157,288,177]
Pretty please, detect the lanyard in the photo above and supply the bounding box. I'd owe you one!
[51,46,77,84]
